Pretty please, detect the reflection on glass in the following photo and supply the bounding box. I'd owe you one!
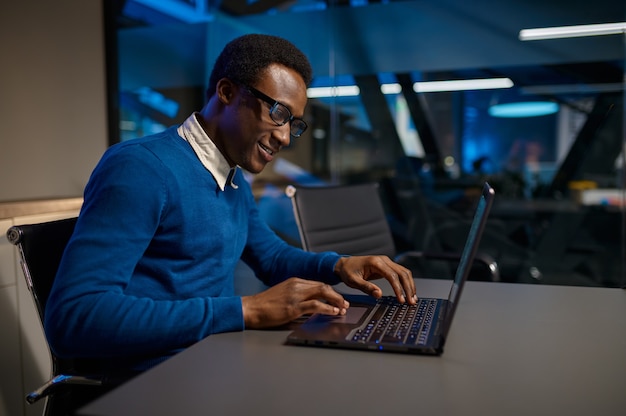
[112,1,625,287]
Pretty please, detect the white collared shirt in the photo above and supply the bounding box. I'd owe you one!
[177,113,239,191]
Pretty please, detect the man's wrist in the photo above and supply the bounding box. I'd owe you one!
[333,256,349,275]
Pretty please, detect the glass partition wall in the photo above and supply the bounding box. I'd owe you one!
[110,1,625,288]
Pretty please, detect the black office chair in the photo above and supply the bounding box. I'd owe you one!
[285,182,499,282]
[386,172,539,283]
[6,217,111,416]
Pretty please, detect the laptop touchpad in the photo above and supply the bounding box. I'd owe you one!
[341,307,368,324]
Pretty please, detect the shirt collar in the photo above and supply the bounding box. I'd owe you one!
[177,113,239,191]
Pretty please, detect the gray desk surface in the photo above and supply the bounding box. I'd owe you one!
[79,279,626,416]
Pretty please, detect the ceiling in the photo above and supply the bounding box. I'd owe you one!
[115,0,626,95]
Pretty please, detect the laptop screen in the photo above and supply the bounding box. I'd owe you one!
[444,183,495,332]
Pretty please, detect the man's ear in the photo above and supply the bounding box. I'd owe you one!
[216,78,236,104]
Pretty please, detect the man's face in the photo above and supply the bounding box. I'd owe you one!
[219,63,308,174]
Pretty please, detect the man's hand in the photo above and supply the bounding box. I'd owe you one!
[241,278,349,329]
[334,256,417,304]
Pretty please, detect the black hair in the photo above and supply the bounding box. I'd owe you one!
[206,34,313,99]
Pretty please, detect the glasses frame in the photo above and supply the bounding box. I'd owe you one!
[245,85,308,137]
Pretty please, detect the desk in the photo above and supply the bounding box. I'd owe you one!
[79,279,626,416]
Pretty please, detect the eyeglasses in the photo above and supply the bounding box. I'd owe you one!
[245,86,308,137]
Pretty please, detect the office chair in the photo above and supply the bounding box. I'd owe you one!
[7,217,110,416]
[285,182,499,282]
[385,174,536,283]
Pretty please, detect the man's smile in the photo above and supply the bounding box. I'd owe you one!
[259,142,276,156]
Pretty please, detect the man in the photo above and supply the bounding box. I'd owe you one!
[45,34,416,377]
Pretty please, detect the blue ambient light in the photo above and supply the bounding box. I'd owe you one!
[488,101,559,118]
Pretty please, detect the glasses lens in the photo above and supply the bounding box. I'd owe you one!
[269,103,291,126]
[290,119,308,137]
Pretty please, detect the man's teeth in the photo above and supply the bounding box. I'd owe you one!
[260,143,274,155]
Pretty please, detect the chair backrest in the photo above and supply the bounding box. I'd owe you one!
[7,217,77,323]
[7,217,120,413]
[5,216,90,385]
[286,183,397,257]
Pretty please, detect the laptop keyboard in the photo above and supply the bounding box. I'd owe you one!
[349,297,439,345]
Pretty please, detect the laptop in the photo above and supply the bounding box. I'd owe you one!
[286,182,495,355]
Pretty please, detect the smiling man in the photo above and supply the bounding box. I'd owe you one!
[45,34,416,390]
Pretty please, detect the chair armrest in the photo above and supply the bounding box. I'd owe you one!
[26,374,104,404]
[394,250,500,282]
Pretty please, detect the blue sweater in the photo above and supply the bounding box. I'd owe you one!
[44,127,341,371]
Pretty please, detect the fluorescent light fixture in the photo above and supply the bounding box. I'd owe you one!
[307,78,513,98]
[381,83,402,94]
[307,85,360,98]
[519,22,626,41]
[489,102,559,118]
[413,78,513,93]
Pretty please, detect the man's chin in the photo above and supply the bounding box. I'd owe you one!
[246,161,268,174]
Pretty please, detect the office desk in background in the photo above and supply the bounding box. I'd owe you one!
[79,279,626,416]
[490,198,625,287]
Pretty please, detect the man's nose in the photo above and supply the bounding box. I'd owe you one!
[273,123,291,148]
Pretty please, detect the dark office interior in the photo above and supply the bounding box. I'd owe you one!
[1,3,625,416]
[105,0,626,289]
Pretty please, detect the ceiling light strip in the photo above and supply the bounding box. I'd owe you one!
[307,86,361,98]
[308,78,513,98]
[519,22,626,41]
[414,78,513,93]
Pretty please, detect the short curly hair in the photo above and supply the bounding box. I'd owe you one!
[206,34,313,99]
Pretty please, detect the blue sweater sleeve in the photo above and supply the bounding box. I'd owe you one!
[238,178,342,286]
[45,139,244,361]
